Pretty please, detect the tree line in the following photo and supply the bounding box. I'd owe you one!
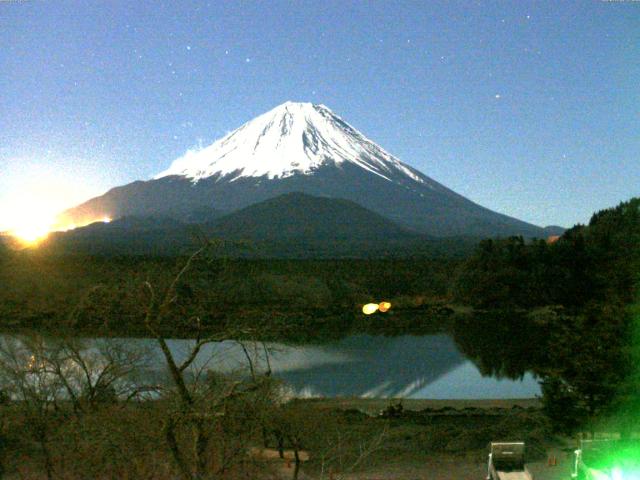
[453,198,640,436]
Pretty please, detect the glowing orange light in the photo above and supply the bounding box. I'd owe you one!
[11,225,51,245]
[4,208,114,246]
[55,215,112,233]
[0,165,109,246]
[378,301,392,313]
[5,206,55,245]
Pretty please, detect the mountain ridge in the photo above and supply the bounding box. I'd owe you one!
[59,101,549,238]
[43,193,481,257]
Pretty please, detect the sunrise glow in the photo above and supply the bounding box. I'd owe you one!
[0,167,112,247]
[0,195,112,246]
[4,212,114,246]
[11,223,52,245]
[3,202,56,245]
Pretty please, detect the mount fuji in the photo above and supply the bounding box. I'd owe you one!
[59,101,546,238]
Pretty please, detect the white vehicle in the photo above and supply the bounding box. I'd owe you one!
[571,440,640,480]
[486,442,533,480]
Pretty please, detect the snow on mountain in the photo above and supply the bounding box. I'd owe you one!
[155,101,429,187]
[60,101,546,238]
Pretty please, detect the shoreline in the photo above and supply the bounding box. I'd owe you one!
[297,397,541,414]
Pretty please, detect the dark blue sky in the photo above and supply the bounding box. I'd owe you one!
[1,0,638,228]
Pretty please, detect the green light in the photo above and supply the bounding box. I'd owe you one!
[578,440,640,480]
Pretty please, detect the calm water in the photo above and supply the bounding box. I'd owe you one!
[128,334,540,399]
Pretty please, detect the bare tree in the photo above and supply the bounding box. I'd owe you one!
[48,337,151,413]
[0,331,154,480]
[0,335,64,480]
[143,245,279,479]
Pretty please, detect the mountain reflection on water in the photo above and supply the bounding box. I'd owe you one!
[0,320,541,399]
[154,333,539,399]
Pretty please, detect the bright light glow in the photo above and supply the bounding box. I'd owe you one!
[4,212,114,245]
[379,301,392,313]
[3,199,57,245]
[0,164,112,246]
[362,303,379,315]
[612,467,624,480]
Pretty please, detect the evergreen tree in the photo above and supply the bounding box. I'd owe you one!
[536,305,631,436]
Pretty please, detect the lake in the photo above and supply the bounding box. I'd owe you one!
[123,333,540,399]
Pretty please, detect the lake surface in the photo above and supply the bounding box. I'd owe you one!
[129,334,540,399]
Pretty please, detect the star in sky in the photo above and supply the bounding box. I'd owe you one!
[1,0,637,228]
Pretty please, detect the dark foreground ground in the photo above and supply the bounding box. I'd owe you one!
[281,398,572,480]
[336,454,571,480]
[5,397,574,480]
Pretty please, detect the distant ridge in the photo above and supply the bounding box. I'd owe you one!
[42,193,479,258]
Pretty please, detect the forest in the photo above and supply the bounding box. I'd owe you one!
[0,198,638,478]
[455,198,640,436]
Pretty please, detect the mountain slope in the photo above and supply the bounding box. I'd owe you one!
[59,102,546,238]
[155,101,437,186]
[43,193,479,257]
[44,216,195,256]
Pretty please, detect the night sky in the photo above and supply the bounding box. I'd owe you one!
[1,0,638,229]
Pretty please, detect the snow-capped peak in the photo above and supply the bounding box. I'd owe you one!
[155,101,427,185]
